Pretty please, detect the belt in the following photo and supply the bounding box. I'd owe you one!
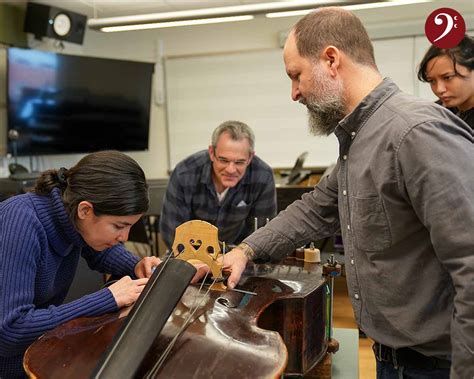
[372,343,451,370]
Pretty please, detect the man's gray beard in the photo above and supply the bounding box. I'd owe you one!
[306,95,346,136]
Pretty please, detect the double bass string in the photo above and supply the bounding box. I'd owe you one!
[145,266,218,378]
[145,242,227,378]
[95,251,179,375]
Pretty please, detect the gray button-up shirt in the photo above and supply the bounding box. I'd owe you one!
[244,79,474,378]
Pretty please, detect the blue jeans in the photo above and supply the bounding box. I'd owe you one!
[376,360,450,379]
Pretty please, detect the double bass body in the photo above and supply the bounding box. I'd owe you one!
[24,258,328,378]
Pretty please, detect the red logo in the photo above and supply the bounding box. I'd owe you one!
[425,8,466,48]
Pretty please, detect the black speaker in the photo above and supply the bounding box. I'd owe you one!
[24,2,87,45]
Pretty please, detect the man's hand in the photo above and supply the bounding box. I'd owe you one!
[189,247,249,288]
[222,247,249,289]
[134,256,162,278]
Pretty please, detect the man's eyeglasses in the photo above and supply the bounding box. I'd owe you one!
[215,156,249,168]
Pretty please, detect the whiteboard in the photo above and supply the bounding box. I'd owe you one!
[373,37,415,95]
[165,36,425,169]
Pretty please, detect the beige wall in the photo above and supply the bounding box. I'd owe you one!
[3,1,473,178]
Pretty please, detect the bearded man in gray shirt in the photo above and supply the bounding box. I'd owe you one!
[212,7,473,379]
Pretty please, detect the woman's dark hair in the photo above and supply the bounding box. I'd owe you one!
[417,34,474,82]
[35,151,149,223]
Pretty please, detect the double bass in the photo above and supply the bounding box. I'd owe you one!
[24,221,332,378]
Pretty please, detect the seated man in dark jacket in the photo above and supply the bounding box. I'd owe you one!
[159,120,277,250]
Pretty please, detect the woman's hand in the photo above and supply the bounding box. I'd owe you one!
[108,276,149,308]
[134,256,162,278]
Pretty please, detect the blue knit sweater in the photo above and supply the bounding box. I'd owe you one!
[0,188,140,378]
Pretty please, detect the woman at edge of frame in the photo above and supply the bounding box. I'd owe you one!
[418,34,474,129]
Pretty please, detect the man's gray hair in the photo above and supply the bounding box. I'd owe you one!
[211,120,255,153]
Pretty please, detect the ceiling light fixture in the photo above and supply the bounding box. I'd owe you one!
[100,15,255,32]
[266,0,431,18]
[88,0,367,32]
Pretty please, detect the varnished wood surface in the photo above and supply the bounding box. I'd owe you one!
[24,259,327,379]
[24,310,128,379]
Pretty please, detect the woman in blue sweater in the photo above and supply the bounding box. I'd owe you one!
[0,150,161,378]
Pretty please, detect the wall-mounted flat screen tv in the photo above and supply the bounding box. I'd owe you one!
[7,47,153,156]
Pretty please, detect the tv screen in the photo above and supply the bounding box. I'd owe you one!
[7,47,153,156]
